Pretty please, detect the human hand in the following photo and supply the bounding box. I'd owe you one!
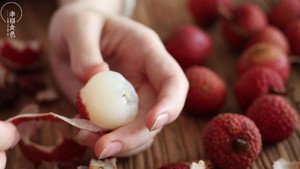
[0,121,20,169]
[48,0,188,159]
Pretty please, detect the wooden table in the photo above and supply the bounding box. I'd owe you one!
[1,0,300,168]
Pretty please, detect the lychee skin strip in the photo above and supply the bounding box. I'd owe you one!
[6,112,104,132]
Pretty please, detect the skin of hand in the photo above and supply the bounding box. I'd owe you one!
[48,0,188,159]
[0,121,20,169]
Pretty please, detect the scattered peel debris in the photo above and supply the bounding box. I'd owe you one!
[6,112,106,164]
[189,160,206,169]
[19,137,86,164]
[273,158,300,169]
[76,158,117,169]
[35,88,59,103]
[0,38,42,70]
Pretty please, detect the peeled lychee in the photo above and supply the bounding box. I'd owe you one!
[185,66,226,116]
[268,0,300,30]
[188,0,231,26]
[77,71,139,130]
[203,113,262,169]
[165,25,212,69]
[0,38,41,70]
[246,94,298,143]
[237,43,290,81]
[235,67,285,109]
[221,3,267,49]
[247,26,290,54]
[284,20,300,56]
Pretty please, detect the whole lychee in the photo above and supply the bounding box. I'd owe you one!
[247,26,290,54]
[246,94,298,143]
[165,25,212,69]
[237,43,290,81]
[221,3,267,49]
[235,67,285,109]
[185,66,226,116]
[203,113,262,169]
[189,0,231,26]
[284,20,300,56]
[268,0,300,30]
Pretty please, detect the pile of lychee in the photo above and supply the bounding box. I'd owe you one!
[162,0,300,168]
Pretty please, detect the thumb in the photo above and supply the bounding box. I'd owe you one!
[0,152,6,169]
[0,121,19,151]
[64,12,109,82]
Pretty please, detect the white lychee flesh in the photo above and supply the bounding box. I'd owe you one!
[80,71,139,130]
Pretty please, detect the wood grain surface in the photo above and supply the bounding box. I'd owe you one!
[1,0,300,169]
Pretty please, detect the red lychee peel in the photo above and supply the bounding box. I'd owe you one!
[235,67,286,109]
[19,138,86,164]
[0,39,41,69]
[165,25,212,69]
[203,113,262,169]
[237,43,290,81]
[7,112,105,164]
[8,112,102,132]
[76,92,90,120]
[185,66,226,116]
[246,94,299,143]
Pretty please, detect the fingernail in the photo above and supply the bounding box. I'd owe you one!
[150,113,169,131]
[99,142,122,159]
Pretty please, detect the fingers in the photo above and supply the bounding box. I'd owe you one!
[94,124,160,159]
[93,83,160,159]
[49,10,110,103]
[116,138,154,157]
[63,11,109,82]
[0,122,19,151]
[0,152,6,169]
[102,16,189,131]
[76,130,104,149]
[99,16,188,132]
[50,52,83,104]
[144,36,189,131]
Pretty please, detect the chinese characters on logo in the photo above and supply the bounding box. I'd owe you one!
[1,2,22,38]
[7,11,16,38]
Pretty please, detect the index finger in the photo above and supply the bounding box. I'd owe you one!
[144,35,189,131]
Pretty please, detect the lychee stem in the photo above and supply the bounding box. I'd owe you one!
[233,138,251,151]
[289,56,300,65]
[269,89,289,96]
[217,4,234,22]
[269,87,300,110]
